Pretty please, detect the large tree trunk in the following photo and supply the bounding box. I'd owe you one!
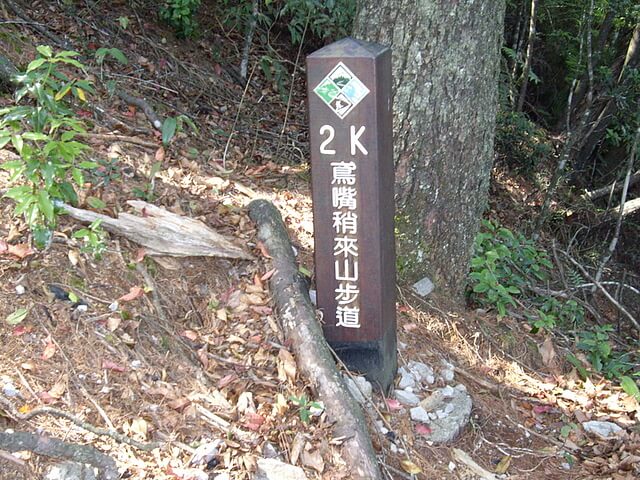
[354,0,506,296]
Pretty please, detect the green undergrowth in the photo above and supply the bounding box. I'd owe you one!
[469,220,639,400]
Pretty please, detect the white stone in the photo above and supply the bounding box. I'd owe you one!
[255,458,308,480]
[409,406,431,423]
[420,390,444,411]
[444,403,455,414]
[398,372,417,390]
[390,443,398,454]
[412,277,434,297]
[436,409,448,419]
[441,385,455,397]
[455,383,467,392]
[406,361,434,383]
[582,421,624,439]
[425,374,435,384]
[448,461,457,472]
[395,389,420,406]
[344,375,372,405]
[15,285,25,295]
[441,369,455,383]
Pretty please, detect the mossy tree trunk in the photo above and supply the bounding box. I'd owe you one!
[354,0,505,297]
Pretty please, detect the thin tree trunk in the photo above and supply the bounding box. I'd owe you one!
[516,0,539,112]
[354,0,505,296]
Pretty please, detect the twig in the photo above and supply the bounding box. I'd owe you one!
[80,133,159,148]
[117,90,163,130]
[223,64,256,169]
[593,126,639,288]
[558,246,640,332]
[240,0,259,80]
[4,0,72,49]
[0,395,159,451]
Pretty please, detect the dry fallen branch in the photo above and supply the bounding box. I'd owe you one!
[0,395,159,451]
[248,199,383,480]
[582,170,640,201]
[0,431,119,480]
[117,90,163,130]
[59,200,253,260]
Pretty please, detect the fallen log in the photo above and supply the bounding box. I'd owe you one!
[248,199,382,480]
[0,431,118,480]
[59,200,253,260]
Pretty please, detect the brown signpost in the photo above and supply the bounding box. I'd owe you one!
[307,38,397,391]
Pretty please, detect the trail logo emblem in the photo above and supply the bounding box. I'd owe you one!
[313,62,370,119]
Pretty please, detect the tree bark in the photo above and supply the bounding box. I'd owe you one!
[516,0,539,112]
[354,0,506,296]
[248,199,383,480]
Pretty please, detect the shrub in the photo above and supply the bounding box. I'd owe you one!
[0,46,96,247]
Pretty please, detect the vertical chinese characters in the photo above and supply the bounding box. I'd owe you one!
[331,161,360,328]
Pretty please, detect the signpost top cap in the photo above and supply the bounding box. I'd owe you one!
[307,37,389,59]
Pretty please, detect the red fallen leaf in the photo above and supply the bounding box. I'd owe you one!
[37,391,57,404]
[124,105,137,117]
[197,346,209,369]
[76,109,93,118]
[260,268,276,281]
[119,286,144,302]
[397,305,410,313]
[250,305,272,315]
[249,334,262,344]
[13,325,34,336]
[217,373,237,389]
[166,397,191,411]
[386,398,402,411]
[533,405,553,414]
[256,241,271,259]
[180,330,199,341]
[41,339,56,360]
[133,249,146,263]
[243,412,265,431]
[0,240,35,259]
[415,423,432,435]
[102,359,126,372]
[402,322,418,332]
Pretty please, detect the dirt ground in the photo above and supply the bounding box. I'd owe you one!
[0,1,639,479]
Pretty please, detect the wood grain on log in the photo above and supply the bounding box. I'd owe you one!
[248,199,382,480]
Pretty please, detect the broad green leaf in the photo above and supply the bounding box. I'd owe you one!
[620,376,640,401]
[36,45,53,58]
[38,190,55,222]
[6,307,29,325]
[55,50,80,58]
[11,134,23,154]
[162,117,177,145]
[87,196,106,209]
[26,57,47,73]
[109,48,128,65]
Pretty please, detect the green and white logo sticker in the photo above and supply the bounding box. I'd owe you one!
[313,62,370,119]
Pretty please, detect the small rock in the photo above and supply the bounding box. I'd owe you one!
[444,403,455,414]
[398,371,417,390]
[420,390,444,411]
[344,375,372,405]
[255,458,308,480]
[262,441,281,459]
[308,289,317,305]
[410,406,431,423]
[448,461,457,472]
[15,285,26,295]
[395,389,420,406]
[455,384,467,392]
[45,462,97,480]
[441,385,455,397]
[427,386,473,443]
[425,374,435,384]
[390,443,398,454]
[406,361,434,383]
[441,369,455,383]
[435,409,448,419]
[398,341,408,350]
[412,276,434,297]
[582,421,624,440]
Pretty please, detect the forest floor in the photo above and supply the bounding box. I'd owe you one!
[0,1,638,479]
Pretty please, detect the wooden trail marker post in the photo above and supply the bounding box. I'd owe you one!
[307,38,397,391]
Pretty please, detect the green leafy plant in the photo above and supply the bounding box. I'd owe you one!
[73,219,107,259]
[0,46,96,247]
[575,325,634,379]
[159,0,201,38]
[132,161,163,201]
[470,220,552,317]
[494,110,552,173]
[289,394,322,424]
[161,114,198,146]
[94,47,128,66]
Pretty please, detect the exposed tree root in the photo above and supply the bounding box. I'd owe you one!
[248,199,383,480]
[0,431,119,480]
